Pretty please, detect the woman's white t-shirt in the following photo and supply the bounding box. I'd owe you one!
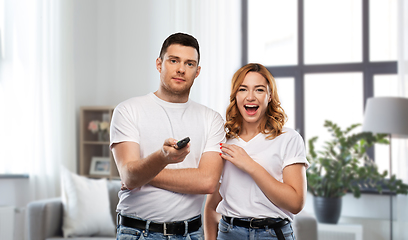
[216,128,309,221]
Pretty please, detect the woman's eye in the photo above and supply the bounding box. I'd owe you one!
[238,88,246,92]
[256,88,265,92]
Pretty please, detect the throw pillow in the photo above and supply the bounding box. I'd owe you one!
[60,166,115,237]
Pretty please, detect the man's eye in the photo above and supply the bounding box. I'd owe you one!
[170,59,177,63]
[187,63,195,67]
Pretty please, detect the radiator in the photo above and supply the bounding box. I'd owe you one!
[0,206,15,240]
[318,223,363,240]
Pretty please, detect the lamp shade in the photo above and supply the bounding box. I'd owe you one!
[362,97,408,138]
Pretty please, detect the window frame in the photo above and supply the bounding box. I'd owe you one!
[242,0,397,159]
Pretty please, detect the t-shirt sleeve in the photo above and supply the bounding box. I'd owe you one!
[109,102,140,149]
[282,131,310,169]
[203,110,226,153]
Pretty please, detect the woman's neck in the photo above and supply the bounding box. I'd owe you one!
[239,122,260,142]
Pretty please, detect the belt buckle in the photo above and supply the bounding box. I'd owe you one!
[249,218,259,229]
[163,222,173,236]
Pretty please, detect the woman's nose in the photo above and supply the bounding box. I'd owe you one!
[246,91,255,101]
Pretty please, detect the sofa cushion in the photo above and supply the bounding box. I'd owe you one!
[60,167,116,237]
[107,180,121,223]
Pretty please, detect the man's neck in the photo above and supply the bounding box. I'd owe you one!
[154,90,189,103]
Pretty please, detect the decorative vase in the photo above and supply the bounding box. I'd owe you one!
[98,131,109,142]
[313,196,342,224]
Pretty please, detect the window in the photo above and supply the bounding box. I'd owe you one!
[243,0,398,174]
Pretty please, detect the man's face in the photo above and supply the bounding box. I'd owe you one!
[156,44,201,97]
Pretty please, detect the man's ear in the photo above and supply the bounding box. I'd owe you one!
[195,66,201,78]
[156,57,162,72]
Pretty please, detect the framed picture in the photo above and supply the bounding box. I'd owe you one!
[90,157,111,176]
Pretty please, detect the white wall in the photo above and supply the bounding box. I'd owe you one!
[73,0,177,109]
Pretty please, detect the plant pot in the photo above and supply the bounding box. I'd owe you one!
[313,196,342,224]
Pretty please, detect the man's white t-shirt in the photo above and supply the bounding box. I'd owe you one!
[110,92,225,222]
[216,128,309,221]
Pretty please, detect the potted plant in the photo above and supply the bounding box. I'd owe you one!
[306,120,408,224]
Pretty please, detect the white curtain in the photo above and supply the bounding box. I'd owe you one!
[395,0,408,183]
[0,0,75,200]
[395,1,408,238]
[169,0,242,116]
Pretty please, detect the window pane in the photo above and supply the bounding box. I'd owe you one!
[373,74,398,176]
[374,74,398,96]
[304,0,362,64]
[370,0,397,62]
[276,77,295,129]
[305,73,363,152]
[248,0,297,66]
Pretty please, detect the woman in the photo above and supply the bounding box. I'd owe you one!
[204,63,309,240]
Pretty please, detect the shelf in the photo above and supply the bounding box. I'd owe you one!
[79,106,119,180]
[83,141,110,145]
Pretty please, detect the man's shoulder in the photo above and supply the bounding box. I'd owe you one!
[188,99,217,113]
[189,100,223,120]
[116,94,152,109]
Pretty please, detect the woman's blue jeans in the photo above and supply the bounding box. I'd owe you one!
[217,218,296,240]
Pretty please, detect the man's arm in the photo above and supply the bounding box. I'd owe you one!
[148,151,224,194]
[111,138,190,190]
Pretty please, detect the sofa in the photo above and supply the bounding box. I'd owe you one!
[26,180,317,240]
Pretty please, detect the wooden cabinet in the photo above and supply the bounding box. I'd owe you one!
[79,106,120,179]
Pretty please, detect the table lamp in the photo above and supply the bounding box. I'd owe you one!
[362,97,408,240]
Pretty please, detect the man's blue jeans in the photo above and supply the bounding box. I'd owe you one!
[217,218,296,240]
[116,215,203,240]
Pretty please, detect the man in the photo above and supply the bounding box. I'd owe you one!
[110,32,225,240]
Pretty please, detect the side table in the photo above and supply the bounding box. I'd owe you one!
[0,205,15,240]
[318,223,363,240]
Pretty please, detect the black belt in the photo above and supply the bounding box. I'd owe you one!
[222,215,290,240]
[118,214,201,236]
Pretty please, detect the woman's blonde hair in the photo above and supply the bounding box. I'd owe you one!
[225,63,287,139]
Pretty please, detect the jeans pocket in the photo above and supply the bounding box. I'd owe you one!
[266,224,295,240]
[187,227,204,240]
[117,225,143,240]
[218,219,230,233]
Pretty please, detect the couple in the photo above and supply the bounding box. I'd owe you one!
[110,32,309,240]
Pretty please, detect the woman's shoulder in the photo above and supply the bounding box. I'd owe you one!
[280,127,303,140]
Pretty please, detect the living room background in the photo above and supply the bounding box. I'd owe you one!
[0,0,408,240]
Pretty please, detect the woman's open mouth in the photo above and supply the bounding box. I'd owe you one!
[244,105,259,115]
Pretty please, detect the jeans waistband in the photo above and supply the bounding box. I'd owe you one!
[118,213,201,236]
[222,215,290,229]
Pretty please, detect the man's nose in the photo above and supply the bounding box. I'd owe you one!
[177,64,186,74]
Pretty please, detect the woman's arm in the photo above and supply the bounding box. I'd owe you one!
[204,182,222,240]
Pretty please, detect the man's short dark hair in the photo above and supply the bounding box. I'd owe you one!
[159,33,200,64]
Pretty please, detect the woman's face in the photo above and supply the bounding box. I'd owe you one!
[235,72,271,126]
